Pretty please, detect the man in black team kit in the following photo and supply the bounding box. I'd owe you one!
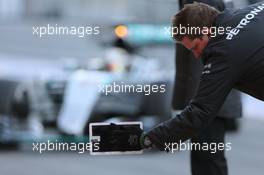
[143,1,264,150]
[107,0,264,173]
[172,0,242,175]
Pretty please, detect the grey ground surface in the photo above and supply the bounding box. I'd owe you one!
[0,118,263,175]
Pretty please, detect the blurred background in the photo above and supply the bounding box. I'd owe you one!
[0,0,263,175]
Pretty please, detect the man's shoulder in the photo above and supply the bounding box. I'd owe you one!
[202,39,231,64]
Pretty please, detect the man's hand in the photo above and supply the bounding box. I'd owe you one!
[98,123,152,152]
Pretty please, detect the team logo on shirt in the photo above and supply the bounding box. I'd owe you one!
[226,3,264,40]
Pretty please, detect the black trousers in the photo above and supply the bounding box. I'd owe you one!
[191,117,228,175]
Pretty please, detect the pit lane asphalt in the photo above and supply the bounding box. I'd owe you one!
[0,118,263,175]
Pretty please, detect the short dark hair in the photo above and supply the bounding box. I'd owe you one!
[172,2,220,41]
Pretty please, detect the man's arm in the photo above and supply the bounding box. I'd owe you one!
[146,57,236,150]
